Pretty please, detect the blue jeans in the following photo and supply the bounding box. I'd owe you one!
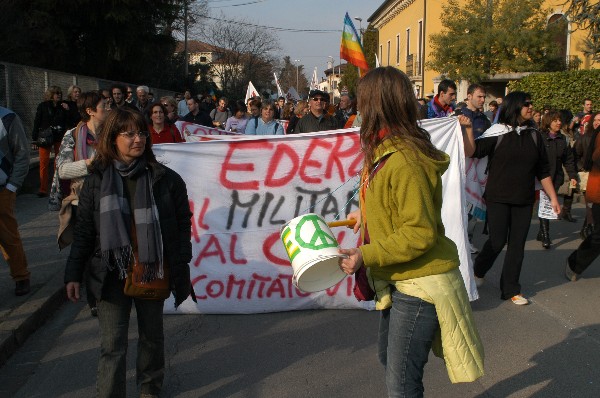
[378,290,439,398]
[97,272,165,398]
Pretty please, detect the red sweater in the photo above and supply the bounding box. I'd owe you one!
[149,124,184,144]
[586,133,600,204]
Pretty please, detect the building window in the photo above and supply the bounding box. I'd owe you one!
[418,20,423,74]
[380,44,383,64]
[406,28,410,58]
[200,56,207,63]
[396,35,400,64]
[548,14,569,67]
[387,40,391,65]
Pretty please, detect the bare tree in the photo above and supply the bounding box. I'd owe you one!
[277,56,309,94]
[193,13,281,99]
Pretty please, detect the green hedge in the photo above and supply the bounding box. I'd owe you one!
[507,69,600,114]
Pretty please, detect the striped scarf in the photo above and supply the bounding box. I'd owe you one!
[99,157,164,281]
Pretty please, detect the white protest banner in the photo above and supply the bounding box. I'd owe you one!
[538,190,559,219]
[155,117,477,314]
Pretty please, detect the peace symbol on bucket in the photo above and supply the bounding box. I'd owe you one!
[280,213,346,293]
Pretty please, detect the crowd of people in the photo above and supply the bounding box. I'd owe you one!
[0,71,597,397]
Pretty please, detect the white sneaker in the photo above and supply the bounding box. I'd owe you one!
[470,243,479,254]
[474,276,485,288]
[510,294,529,305]
[565,262,579,282]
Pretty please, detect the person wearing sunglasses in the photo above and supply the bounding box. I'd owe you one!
[463,91,560,306]
[160,96,180,124]
[65,107,195,397]
[295,89,338,133]
[125,86,135,105]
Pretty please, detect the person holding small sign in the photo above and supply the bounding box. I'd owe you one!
[536,110,577,249]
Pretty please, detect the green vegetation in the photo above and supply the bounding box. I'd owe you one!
[508,69,600,113]
[427,0,565,82]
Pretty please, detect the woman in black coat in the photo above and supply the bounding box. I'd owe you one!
[536,110,578,248]
[32,85,69,196]
[64,108,194,398]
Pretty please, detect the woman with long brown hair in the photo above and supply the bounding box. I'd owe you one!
[339,67,483,397]
[65,107,194,397]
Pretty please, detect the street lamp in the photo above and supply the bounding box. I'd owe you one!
[354,17,363,43]
[327,56,335,103]
[294,59,301,92]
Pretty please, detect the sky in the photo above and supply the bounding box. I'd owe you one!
[203,0,378,82]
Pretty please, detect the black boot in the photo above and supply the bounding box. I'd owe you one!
[540,218,551,249]
[536,225,543,241]
[580,220,593,239]
[561,197,576,222]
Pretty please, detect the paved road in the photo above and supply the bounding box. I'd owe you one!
[1,204,600,397]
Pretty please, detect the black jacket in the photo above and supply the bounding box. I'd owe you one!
[183,110,213,127]
[32,100,69,142]
[472,128,550,205]
[295,111,339,133]
[541,131,577,190]
[64,162,194,307]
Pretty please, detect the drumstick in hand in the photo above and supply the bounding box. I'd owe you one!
[327,219,357,228]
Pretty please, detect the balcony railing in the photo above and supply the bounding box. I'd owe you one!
[406,54,414,77]
[406,54,423,78]
[414,57,421,77]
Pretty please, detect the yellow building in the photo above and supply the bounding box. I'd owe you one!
[368,0,597,99]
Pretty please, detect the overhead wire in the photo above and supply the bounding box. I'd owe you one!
[209,0,267,8]
[199,15,341,34]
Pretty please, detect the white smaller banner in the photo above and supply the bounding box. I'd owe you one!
[176,121,240,141]
[274,73,284,98]
[538,190,558,219]
[245,81,259,104]
[310,67,318,91]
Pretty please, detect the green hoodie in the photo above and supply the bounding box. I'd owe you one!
[360,137,459,281]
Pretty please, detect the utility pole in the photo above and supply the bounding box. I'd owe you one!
[294,59,301,93]
[355,17,363,76]
[184,1,189,83]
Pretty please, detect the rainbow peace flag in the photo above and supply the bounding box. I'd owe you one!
[340,12,369,74]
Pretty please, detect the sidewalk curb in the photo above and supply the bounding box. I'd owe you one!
[0,272,66,368]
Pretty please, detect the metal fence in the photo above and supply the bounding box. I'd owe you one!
[0,61,175,140]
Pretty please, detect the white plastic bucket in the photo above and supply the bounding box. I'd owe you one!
[280,213,346,292]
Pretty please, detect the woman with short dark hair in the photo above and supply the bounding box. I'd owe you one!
[147,103,184,144]
[463,91,561,305]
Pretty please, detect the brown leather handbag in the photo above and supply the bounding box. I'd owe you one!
[123,256,170,300]
[123,223,170,300]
